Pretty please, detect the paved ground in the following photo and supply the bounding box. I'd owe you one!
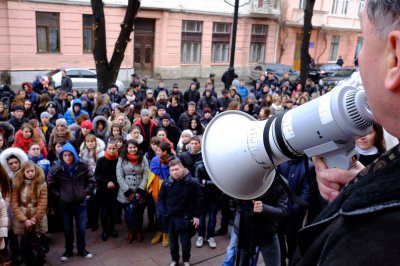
[44,213,232,266]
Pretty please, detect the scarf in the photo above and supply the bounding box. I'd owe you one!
[104,150,119,161]
[126,153,139,165]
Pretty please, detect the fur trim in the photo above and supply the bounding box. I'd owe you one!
[0,148,29,179]
[92,115,109,132]
[79,137,105,155]
[126,133,144,144]
[0,122,15,144]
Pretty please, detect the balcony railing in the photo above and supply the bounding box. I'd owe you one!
[288,9,327,28]
[250,0,281,17]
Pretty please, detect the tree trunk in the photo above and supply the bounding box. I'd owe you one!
[300,0,316,85]
[91,0,140,93]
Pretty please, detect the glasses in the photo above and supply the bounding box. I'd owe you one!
[29,148,40,151]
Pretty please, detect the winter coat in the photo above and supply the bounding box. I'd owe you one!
[28,155,51,177]
[95,156,119,204]
[217,96,232,112]
[293,144,400,266]
[7,116,29,132]
[133,119,158,150]
[126,133,146,152]
[12,130,47,158]
[40,122,54,150]
[0,121,15,146]
[147,154,176,201]
[233,177,287,244]
[64,99,91,126]
[116,157,149,204]
[61,76,73,92]
[0,148,29,180]
[47,127,73,152]
[177,111,197,131]
[157,170,204,231]
[0,193,8,249]
[79,138,105,172]
[183,89,200,105]
[197,96,218,116]
[92,115,109,141]
[194,160,220,203]
[108,92,122,104]
[179,151,202,177]
[47,143,96,205]
[167,104,185,124]
[11,180,48,235]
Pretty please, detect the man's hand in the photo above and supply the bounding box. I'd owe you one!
[252,200,264,213]
[313,157,364,201]
[107,181,115,189]
[192,217,200,228]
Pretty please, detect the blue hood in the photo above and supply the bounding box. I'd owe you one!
[60,143,79,170]
[72,99,83,109]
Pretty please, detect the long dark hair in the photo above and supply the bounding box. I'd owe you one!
[373,123,386,154]
[124,139,143,163]
[0,164,11,198]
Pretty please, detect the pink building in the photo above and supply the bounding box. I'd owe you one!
[0,0,362,85]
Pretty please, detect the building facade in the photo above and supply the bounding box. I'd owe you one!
[0,0,362,85]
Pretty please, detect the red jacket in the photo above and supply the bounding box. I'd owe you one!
[12,130,48,158]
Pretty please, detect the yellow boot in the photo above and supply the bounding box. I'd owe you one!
[151,231,163,245]
[162,233,169,247]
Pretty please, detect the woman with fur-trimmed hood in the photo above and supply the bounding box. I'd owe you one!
[79,134,105,172]
[92,115,109,142]
[0,147,29,180]
[0,122,15,147]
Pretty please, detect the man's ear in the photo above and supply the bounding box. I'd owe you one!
[385,31,400,91]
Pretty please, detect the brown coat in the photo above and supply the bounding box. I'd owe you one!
[11,182,48,235]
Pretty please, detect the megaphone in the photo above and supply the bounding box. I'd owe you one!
[202,84,374,200]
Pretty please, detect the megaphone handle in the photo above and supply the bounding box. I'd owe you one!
[321,142,359,170]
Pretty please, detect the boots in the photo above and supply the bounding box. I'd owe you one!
[162,233,169,247]
[151,231,163,245]
[127,230,135,243]
[136,229,144,242]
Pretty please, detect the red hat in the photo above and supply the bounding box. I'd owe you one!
[81,120,92,130]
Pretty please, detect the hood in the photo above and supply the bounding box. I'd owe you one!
[70,99,82,112]
[0,121,15,144]
[59,143,79,168]
[0,147,29,179]
[79,137,105,155]
[92,115,109,133]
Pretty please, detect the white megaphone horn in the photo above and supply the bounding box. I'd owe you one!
[201,84,374,200]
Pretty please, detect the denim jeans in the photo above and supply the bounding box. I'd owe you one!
[222,229,237,266]
[60,202,87,252]
[123,201,144,231]
[253,234,280,266]
[222,230,280,266]
[198,201,219,239]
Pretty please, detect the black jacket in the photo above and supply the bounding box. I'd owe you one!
[293,144,400,266]
[61,76,73,92]
[95,156,119,203]
[179,151,203,177]
[233,177,287,244]
[157,171,204,229]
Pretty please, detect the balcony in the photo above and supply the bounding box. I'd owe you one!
[249,0,281,19]
[287,9,327,28]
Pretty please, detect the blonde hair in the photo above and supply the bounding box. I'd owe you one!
[84,134,98,161]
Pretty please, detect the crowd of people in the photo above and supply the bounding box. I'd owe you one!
[0,33,396,265]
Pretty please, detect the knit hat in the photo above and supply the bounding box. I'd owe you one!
[40,111,51,119]
[172,83,179,88]
[248,93,256,100]
[46,101,57,109]
[81,120,92,130]
[203,107,212,114]
[221,89,228,94]
[146,89,153,95]
[157,104,167,111]
[161,113,171,120]
[13,105,24,112]
[140,109,150,116]
[188,101,196,107]
[56,118,67,127]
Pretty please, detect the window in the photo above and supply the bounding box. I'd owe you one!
[299,0,306,9]
[250,24,268,63]
[329,35,340,61]
[332,0,349,16]
[36,12,60,53]
[212,23,231,63]
[354,36,363,59]
[358,0,365,17]
[181,21,203,64]
[83,14,94,53]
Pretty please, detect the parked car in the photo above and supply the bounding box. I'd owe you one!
[319,67,357,90]
[249,63,299,83]
[308,63,342,83]
[45,68,125,92]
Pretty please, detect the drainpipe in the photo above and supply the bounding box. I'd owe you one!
[274,20,280,63]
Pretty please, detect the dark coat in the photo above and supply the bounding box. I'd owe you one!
[61,76,73,92]
[179,151,202,177]
[8,116,28,132]
[233,177,287,244]
[47,143,96,205]
[95,156,119,203]
[293,144,400,266]
[177,111,197,131]
[167,104,185,124]
[183,89,200,105]
[157,171,204,231]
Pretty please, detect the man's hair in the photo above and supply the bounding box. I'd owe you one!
[169,159,182,168]
[190,136,201,144]
[367,0,400,38]
[159,141,171,154]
